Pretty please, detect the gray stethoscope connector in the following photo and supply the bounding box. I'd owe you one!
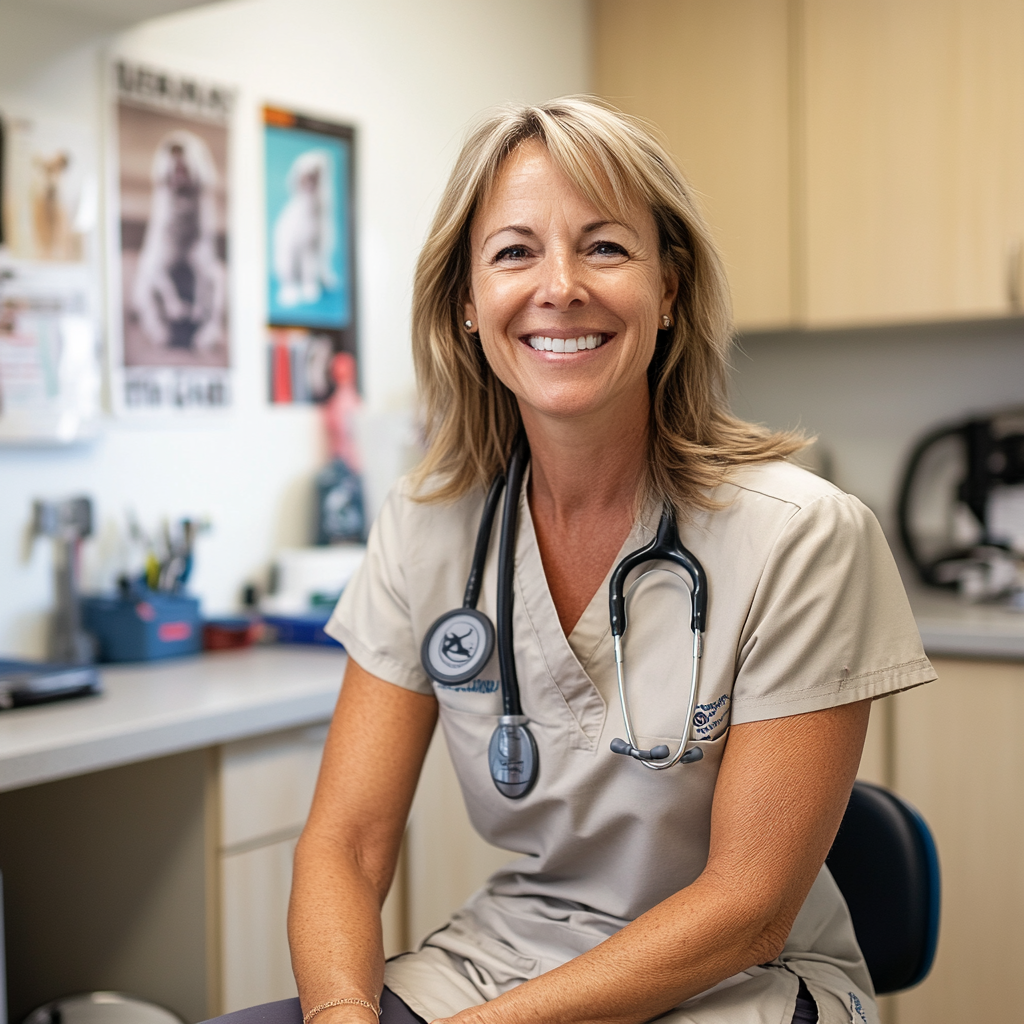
[421,435,710,798]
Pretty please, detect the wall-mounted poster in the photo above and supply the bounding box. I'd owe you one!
[1,113,96,263]
[0,110,102,443]
[110,60,234,413]
[264,107,356,404]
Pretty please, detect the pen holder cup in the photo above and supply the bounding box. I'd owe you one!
[81,591,202,662]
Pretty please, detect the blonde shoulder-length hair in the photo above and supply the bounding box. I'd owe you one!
[410,95,804,514]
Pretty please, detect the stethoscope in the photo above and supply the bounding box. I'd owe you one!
[420,435,708,799]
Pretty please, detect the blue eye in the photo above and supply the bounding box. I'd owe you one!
[592,241,628,257]
[494,245,531,261]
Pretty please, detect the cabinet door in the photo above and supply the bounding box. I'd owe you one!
[220,723,330,849]
[801,0,1024,326]
[891,658,1024,1023]
[221,837,299,1012]
[594,0,793,330]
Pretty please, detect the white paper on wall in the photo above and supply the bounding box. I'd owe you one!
[0,256,101,443]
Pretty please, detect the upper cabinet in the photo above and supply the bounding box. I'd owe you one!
[593,0,1024,330]
[594,0,794,330]
[802,0,1024,326]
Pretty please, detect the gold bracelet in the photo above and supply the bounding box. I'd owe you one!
[302,998,381,1023]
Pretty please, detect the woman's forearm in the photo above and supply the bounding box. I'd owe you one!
[442,868,787,1024]
[288,829,388,1024]
[288,659,439,1024]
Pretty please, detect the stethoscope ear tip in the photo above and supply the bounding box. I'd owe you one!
[610,737,704,765]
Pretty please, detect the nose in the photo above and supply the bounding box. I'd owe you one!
[533,246,587,311]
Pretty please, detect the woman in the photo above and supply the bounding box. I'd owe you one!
[290,97,935,1024]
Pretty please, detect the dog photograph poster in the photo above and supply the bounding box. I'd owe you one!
[264,107,356,404]
[112,60,234,413]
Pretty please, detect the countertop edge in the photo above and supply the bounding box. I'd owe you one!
[0,684,340,793]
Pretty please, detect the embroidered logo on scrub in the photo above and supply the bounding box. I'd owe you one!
[692,694,730,739]
[848,992,868,1024]
[436,678,499,694]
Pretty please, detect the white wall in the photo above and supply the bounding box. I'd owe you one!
[730,320,1024,543]
[0,0,590,658]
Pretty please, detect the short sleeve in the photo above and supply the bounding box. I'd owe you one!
[324,482,434,694]
[730,492,936,724]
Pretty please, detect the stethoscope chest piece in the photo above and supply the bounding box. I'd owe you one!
[488,715,538,798]
[421,608,495,685]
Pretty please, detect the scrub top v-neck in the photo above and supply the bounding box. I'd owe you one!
[326,460,936,1024]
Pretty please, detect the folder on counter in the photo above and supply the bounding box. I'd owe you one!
[0,660,102,711]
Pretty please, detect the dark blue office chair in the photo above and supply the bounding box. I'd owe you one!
[200,782,941,1024]
[826,780,941,994]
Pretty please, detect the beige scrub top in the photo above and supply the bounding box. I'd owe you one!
[326,461,936,1024]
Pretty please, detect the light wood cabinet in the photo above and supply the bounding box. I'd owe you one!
[887,658,1024,1024]
[593,0,793,330]
[801,0,1024,326]
[216,725,330,1012]
[593,0,1024,329]
[221,838,300,1011]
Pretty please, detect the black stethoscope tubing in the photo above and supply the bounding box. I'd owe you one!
[495,435,528,718]
[420,433,708,798]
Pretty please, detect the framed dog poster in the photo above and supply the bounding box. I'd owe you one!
[109,60,234,413]
[264,107,356,404]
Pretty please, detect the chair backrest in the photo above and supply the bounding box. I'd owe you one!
[825,780,940,994]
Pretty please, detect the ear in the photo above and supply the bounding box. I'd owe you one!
[464,293,478,330]
[660,268,679,320]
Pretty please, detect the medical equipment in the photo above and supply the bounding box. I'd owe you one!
[898,410,1024,602]
[608,504,707,769]
[31,496,95,665]
[420,436,708,799]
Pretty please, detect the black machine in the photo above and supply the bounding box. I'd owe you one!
[898,410,1024,598]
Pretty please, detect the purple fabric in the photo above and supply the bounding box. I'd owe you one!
[200,981,814,1024]
[199,989,424,1024]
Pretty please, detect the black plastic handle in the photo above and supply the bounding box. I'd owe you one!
[608,504,707,637]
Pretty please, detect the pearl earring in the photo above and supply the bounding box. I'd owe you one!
[464,319,474,330]
[661,315,672,329]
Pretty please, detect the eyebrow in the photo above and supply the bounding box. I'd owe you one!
[482,220,634,247]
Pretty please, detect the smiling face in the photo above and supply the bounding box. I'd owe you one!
[464,139,677,431]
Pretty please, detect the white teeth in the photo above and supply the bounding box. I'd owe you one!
[526,334,605,352]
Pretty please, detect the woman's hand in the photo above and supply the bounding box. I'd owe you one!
[289,658,438,1024]
[433,698,871,1024]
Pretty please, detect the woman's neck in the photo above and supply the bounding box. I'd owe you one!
[521,392,649,527]
[519,395,648,636]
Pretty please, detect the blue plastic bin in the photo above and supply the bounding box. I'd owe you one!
[81,590,202,662]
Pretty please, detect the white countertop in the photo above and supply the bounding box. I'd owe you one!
[0,645,346,793]
[3,587,1019,796]
[909,586,1024,660]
